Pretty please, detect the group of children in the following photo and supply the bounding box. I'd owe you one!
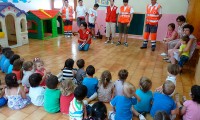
[0,45,200,120]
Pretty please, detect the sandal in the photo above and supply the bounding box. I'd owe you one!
[163,57,169,60]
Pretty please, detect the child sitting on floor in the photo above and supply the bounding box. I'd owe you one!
[22,61,34,88]
[44,75,61,113]
[0,47,11,70]
[2,50,14,73]
[29,73,45,106]
[69,85,88,120]
[4,73,31,110]
[12,59,24,84]
[75,59,86,85]
[0,85,7,107]
[82,65,98,104]
[7,54,20,74]
[97,70,114,102]
[60,79,75,114]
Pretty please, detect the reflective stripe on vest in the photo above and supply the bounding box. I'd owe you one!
[146,4,161,25]
[118,6,131,24]
[62,6,73,20]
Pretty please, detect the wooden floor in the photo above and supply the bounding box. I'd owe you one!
[0,35,196,120]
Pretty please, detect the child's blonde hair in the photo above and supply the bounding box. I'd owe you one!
[139,77,152,92]
[123,82,136,98]
[162,81,175,96]
[100,70,112,88]
[60,79,75,96]
[33,57,44,69]
[167,64,179,76]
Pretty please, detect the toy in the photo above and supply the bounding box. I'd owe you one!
[27,9,64,40]
[0,2,29,48]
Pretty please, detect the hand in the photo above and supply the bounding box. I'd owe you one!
[127,23,130,27]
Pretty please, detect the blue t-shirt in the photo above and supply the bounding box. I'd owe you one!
[82,77,98,98]
[0,55,6,70]
[7,64,13,74]
[2,58,10,73]
[150,92,176,117]
[134,89,153,113]
[111,96,137,120]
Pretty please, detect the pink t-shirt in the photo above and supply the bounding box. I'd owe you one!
[183,100,200,120]
[166,30,178,40]
[60,93,74,114]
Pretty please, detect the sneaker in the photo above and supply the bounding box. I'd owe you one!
[139,114,146,120]
[111,41,114,44]
[105,40,110,44]
[165,59,171,63]
[140,45,147,49]
[151,47,155,51]
[163,57,169,60]
[93,37,96,40]
[160,52,167,56]
[116,41,121,46]
[124,42,128,47]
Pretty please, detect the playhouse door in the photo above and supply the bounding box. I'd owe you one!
[5,15,17,46]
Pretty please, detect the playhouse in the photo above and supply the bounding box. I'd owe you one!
[27,10,64,40]
[0,2,29,47]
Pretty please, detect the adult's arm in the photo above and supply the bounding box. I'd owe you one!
[127,13,133,27]
[85,34,91,43]
[78,33,85,42]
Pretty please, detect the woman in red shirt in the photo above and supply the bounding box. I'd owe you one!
[78,22,92,51]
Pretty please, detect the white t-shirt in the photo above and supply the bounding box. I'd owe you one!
[29,87,45,106]
[22,71,34,87]
[166,75,176,85]
[88,8,97,24]
[76,5,87,18]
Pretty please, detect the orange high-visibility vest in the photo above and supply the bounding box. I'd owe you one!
[118,6,131,24]
[62,6,73,21]
[146,4,161,25]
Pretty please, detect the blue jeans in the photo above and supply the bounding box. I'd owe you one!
[0,97,7,107]
[78,44,90,51]
[178,55,189,67]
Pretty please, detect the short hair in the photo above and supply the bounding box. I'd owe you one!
[183,24,194,34]
[2,47,11,54]
[60,79,75,96]
[123,0,128,3]
[181,35,190,44]
[64,58,74,70]
[80,22,88,29]
[78,0,82,2]
[123,82,136,98]
[167,64,180,76]
[162,81,175,95]
[176,15,186,22]
[29,73,42,87]
[191,85,200,104]
[5,50,14,59]
[74,85,87,101]
[86,65,95,76]
[168,23,175,31]
[46,75,59,89]
[23,61,33,71]
[94,4,99,8]
[10,54,20,65]
[118,69,128,81]
[139,77,152,92]
[154,111,170,120]
[13,59,23,71]
[91,102,107,119]
[100,70,112,88]
[76,59,85,69]
[5,73,19,88]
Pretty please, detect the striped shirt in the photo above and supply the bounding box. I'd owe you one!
[62,68,74,80]
[69,98,83,120]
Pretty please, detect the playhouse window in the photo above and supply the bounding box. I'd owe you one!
[53,0,76,19]
[20,19,27,32]
[27,21,38,33]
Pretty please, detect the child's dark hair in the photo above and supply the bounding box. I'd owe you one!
[64,58,74,70]
[46,75,59,89]
[183,24,194,34]
[86,65,95,76]
[76,59,85,69]
[94,3,99,8]
[74,85,87,101]
[176,15,186,23]
[5,73,19,88]
[100,70,112,88]
[0,45,2,53]
[80,22,87,29]
[2,47,11,54]
[78,0,82,2]
[13,59,23,71]
[181,35,190,44]
[5,50,14,59]
[167,64,180,76]
[90,102,107,119]
[139,77,152,92]
[29,73,42,87]
[168,23,175,31]
[118,69,128,81]
[23,61,33,71]
[191,85,200,104]
[123,0,128,3]
[162,81,175,95]
[10,54,20,65]
[154,111,170,120]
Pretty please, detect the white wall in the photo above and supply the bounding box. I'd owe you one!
[83,0,188,15]
[4,0,52,12]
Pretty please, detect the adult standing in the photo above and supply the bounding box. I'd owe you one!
[61,0,74,37]
[76,0,87,27]
[104,0,118,44]
[141,0,162,51]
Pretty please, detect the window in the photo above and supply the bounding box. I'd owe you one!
[53,0,77,19]
[20,19,27,32]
